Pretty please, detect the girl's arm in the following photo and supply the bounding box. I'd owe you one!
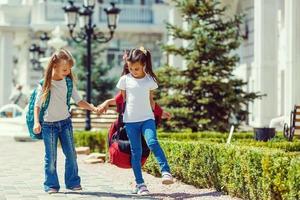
[77,100,97,112]
[72,86,97,112]
[33,106,41,134]
[161,110,172,120]
[97,98,116,114]
[150,92,172,122]
[150,91,155,111]
[121,90,126,103]
[33,84,42,134]
[101,98,116,107]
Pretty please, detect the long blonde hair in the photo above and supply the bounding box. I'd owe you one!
[41,48,75,103]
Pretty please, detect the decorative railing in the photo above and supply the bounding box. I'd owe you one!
[99,4,153,24]
[43,2,153,24]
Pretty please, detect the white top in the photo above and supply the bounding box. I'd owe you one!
[116,73,158,123]
[35,78,82,122]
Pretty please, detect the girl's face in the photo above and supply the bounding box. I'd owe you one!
[127,61,145,78]
[53,60,72,79]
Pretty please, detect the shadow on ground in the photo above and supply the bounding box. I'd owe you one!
[64,190,223,199]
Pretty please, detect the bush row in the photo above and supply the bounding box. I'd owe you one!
[157,131,254,140]
[157,132,300,152]
[73,131,300,199]
[73,131,107,153]
[144,141,300,200]
[73,131,300,153]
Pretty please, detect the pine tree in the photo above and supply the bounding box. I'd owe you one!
[157,0,262,132]
[72,42,117,105]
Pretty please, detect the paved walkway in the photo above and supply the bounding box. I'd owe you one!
[0,136,240,200]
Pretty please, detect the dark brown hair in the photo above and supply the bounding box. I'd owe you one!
[121,47,158,82]
[121,49,130,76]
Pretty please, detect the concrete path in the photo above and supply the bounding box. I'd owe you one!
[0,136,240,200]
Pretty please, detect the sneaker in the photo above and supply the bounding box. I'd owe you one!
[47,188,58,194]
[133,183,150,195]
[162,172,174,185]
[69,186,82,191]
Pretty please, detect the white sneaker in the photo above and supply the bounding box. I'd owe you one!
[47,188,58,194]
[133,183,150,195]
[162,172,174,185]
[69,186,82,191]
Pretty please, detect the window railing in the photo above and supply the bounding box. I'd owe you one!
[44,2,154,24]
[99,4,153,24]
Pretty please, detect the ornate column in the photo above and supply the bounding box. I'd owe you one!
[253,0,278,126]
[0,31,14,107]
[284,0,300,120]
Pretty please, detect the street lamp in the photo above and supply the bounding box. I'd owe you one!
[29,32,51,71]
[63,0,120,131]
[39,32,51,56]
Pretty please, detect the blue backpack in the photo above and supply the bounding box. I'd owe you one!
[26,77,73,140]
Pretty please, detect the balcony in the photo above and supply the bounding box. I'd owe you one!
[31,1,168,26]
[99,4,153,24]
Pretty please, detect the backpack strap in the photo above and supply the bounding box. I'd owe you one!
[38,79,51,122]
[65,77,73,111]
[38,77,73,121]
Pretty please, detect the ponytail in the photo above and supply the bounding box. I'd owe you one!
[126,47,158,82]
[121,49,130,76]
[144,50,158,83]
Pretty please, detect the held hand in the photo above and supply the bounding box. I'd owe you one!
[33,122,41,134]
[90,104,98,113]
[162,111,172,120]
[96,107,106,114]
[97,102,109,114]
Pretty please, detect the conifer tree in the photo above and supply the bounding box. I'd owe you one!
[157,0,262,132]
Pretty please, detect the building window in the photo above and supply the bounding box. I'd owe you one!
[106,38,131,68]
[122,0,134,4]
[107,49,124,68]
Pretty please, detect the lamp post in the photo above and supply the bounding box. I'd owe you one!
[29,32,50,71]
[63,0,120,131]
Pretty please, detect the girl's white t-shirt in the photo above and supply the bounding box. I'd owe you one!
[116,73,158,123]
[35,78,82,122]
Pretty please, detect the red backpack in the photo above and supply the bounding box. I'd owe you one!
[108,92,163,168]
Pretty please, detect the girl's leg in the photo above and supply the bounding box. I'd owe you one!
[142,119,170,173]
[125,122,144,185]
[59,118,81,189]
[42,123,60,192]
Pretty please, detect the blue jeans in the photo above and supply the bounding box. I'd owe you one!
[125,119,170,185]
[42,117,81,192]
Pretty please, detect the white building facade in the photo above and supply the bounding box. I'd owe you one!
[167,0,300,127]
[0,0,169,107]
[232,0,300,127]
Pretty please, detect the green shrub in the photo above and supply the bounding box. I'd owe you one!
[73,131,107,153]
[235,140,300,152]
[73,130,300,199]
[158,132,300,152]
[287,158,300,199]
[157,131,254,140]
[144,141,300,200]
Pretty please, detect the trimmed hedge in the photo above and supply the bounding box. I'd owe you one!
[234,140,300,152]
[157,132,300,152]
[157,131,254,140]
[73,131,300,199]
[73,131,107,153]
[144,141,300,200]
[73,131,300,153]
